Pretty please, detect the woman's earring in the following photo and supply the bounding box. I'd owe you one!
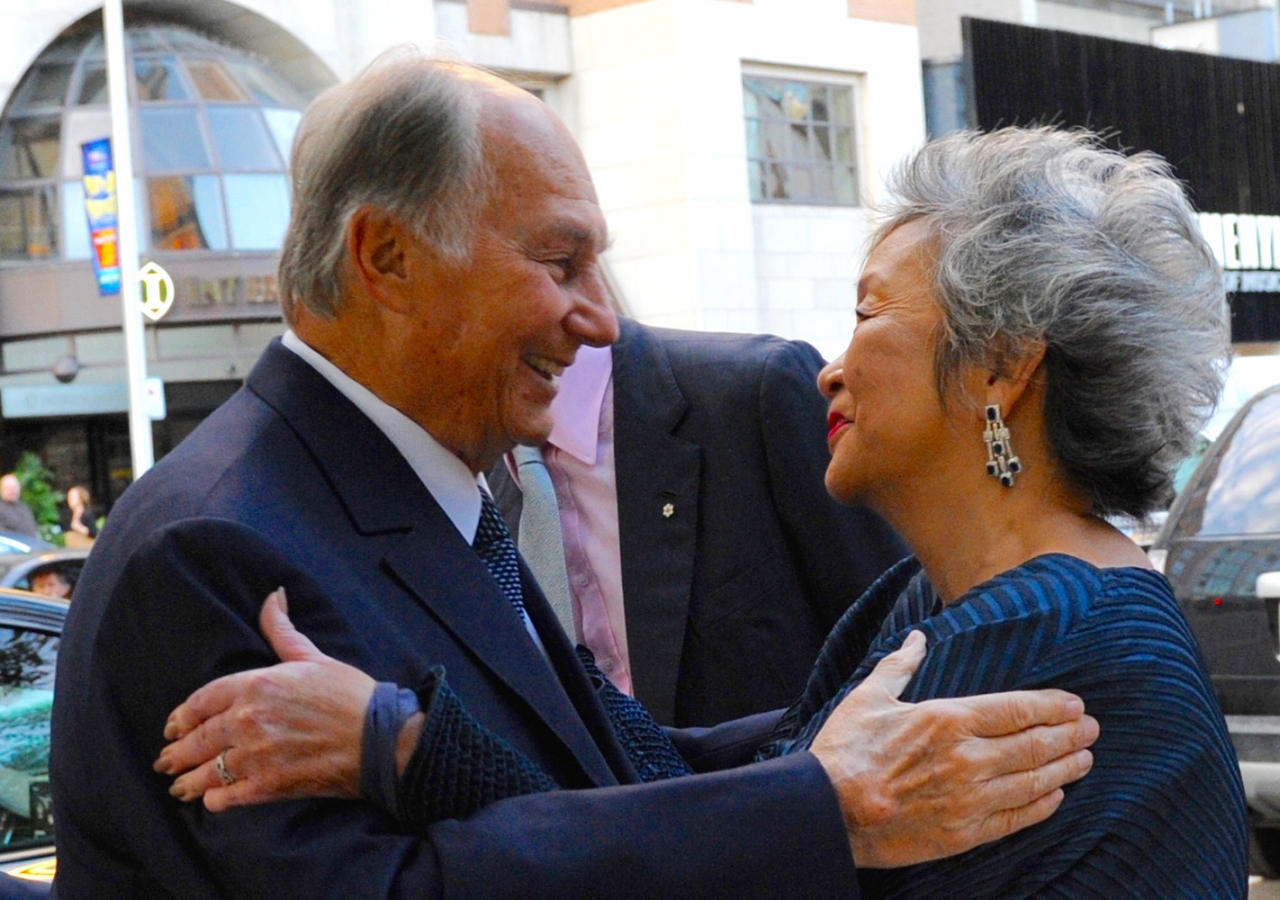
[983,404,1022,488]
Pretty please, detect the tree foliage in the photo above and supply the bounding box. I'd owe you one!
[13,453,63,545]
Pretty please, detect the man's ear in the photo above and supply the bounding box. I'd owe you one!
[984,340,1047,416]
[345,206,414,313]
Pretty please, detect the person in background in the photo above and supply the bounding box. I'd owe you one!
[0,475,38,539]
[487,318,908,727]
[60,485,97,549]
[29,566,73,600]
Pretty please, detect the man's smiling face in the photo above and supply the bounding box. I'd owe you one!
[398,86,618,471]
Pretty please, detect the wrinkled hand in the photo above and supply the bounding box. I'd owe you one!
[811,630,1098,869]
[153,588,376,812]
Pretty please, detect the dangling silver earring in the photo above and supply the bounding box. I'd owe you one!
[983,404,1022,488]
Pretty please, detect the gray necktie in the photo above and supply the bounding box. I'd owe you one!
[511,445,576,640]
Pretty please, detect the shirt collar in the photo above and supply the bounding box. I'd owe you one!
[547,344,613,465]
[281,329,484,542]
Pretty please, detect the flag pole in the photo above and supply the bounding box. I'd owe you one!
[103,0,155,479]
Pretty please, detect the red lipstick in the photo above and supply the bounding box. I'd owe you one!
[827,411,850,441]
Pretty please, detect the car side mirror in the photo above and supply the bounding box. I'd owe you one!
[1259,572,1280,600]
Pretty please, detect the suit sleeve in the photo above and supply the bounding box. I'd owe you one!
[94,517,861,900]
[756,341,909,632]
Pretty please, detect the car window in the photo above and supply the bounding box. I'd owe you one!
[1176,390,1280,538]
[0,625,56,851]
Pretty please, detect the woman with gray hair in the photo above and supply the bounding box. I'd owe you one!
[157,126,1244,897]
[756,126,1245,896]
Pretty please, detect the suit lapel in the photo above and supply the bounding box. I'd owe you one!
[382,533,625,786]
[611,321,701,726]
[247,340,623,787]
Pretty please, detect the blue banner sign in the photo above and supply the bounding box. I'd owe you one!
[81,138,121,296]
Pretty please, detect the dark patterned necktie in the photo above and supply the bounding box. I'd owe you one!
[475,492,691,782]
[473,491,530,625]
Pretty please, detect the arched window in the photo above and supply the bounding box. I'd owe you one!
[0,24,322,263]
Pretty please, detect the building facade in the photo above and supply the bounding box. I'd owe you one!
[0,0,925,504]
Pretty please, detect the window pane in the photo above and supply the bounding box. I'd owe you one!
[744,117,761,160]
[185,59,249,102]
[812,164,834,202]
[813,124,832,162]
[782,82,811,122]
[76,64,109,106]
[226,61,306,107]
[761,120,797,164]
[138,107,210,171]
[835,166,858,205]
[747,160,765,201]
[13,64,74,112]
[0,188,57,260]
[224,174,289,250]
[790,164,813,202]
[830,87,854,126]
[62,181,91,260]
[1194,391,1280,536]
[811,86,830,123]
[125,28,167,53]
[0,627,58,854]
[148,175,227,251]
[0,117,61,180]
[745,78,784,120]
[206,107,281,170]
[262,108,302,163]
[835,129,854,164]
[133,56,190,102]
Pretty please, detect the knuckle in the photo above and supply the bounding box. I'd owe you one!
[1027,727,1055,767]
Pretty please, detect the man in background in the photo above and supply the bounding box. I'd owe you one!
[29,566,74,600]
[0,475,38,538]
[490,319,907,726]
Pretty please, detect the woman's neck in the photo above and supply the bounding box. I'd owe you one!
[887,474,1149,605]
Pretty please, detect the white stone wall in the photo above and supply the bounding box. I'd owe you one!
[1035,1,1160,44]
[916,0,1033,63]
[568,0,925,359]
[434,1,572,76]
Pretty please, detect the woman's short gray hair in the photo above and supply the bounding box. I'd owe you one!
[278,51,490,321]
[878,127,1230,518]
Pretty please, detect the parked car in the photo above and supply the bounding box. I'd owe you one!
[0,589,64,887]
[1149,382,1280,876]
[0,540,51,559]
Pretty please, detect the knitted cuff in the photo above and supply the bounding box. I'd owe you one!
[396,665,559,831]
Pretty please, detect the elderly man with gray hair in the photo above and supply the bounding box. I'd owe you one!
[51,54,1096,900]
[0,474,38,539]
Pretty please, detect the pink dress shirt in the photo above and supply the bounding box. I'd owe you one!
[510,344,633,695]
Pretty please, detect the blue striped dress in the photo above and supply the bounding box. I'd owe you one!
[758,554,1248,899]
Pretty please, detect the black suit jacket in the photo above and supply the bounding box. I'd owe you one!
[490,319,907,727]
[50,339,859,900]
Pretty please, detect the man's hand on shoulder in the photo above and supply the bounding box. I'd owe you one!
[810,630,1098,868]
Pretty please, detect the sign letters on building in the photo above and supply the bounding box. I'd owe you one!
[1198,213,1280,293]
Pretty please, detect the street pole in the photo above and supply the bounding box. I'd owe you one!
[103,0,155,479]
